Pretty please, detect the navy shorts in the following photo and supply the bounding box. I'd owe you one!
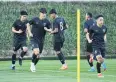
[93,47,106,60]
[53,41,64,51]
[13,39,27,51]
[31,37,44,54]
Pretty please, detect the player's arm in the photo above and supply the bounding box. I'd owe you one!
[26,23,33,37]
[12,27,23,34]
[84,22,89,33]
[104,34,107,42]
[51,28,58,34]
[86,32,92,43]
[12,21,23,33]
[44,27,52,32]
[104,28,107,42]
[44,20,52,32]
[63,19,68,30]
[86,27,93,43]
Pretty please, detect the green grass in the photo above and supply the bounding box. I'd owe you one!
[80,59,116,82]
[0,60,76,82]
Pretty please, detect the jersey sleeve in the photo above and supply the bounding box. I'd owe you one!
[12,20,17,28]
[29,18,34,25]
[84,22,89,29]
[63,18,67,30]
[46,20,51,29]
[25,20,29,24]
[88,26,94,34]
[105,27,107,34]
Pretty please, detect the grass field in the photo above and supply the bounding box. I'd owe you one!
[80,59,116,82]
[0,60,76,82]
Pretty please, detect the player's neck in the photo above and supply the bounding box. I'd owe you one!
[20,18,25,22]
[97,23,102,28]
[39,16,44,20]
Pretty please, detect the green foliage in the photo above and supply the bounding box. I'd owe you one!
[0,1,76,56]
[0,1,116,56]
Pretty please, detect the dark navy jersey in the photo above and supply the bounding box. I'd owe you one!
[89,24,107,47]
[84,19,95,31]
[84,19,95,40]
[29,17,51,40]
[12,19,28,39]
[52,17,67,42]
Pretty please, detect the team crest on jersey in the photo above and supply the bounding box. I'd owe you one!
[95,30,98,32]
[43,23,46,27]
[103,29,106,33]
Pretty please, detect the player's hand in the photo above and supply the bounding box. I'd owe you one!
[48,28,52,32]
[17,29,23,33]
[50,31,54,34]
[88,39,92,43]
[29,33,33,37]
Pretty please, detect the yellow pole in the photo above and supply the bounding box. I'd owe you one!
[77,9,80,82]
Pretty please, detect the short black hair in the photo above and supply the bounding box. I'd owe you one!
[20,10,28,15]
[95,15,104,19]
[49,9,57,14]
[40,8,47,13]
[86,12,92,18]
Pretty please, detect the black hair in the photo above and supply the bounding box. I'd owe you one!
[49,9,57,14]
[86,12,92,18]
[40,8,47,13]
[95,15,104,19]
[20,10,28,15]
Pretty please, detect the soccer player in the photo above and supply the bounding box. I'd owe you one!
[49,9,68,70]
[86,15,107,77]
[28,8,51,72]
[84,12,95,72]
[11,10,30,70]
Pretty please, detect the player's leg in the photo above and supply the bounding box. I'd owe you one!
[86,42,95,72]
[34,42,44,65]
[19,40,28,66]
[11,40,21,70]
[54,42,67,70]
[100,47,106,71]
[93,48,104,77]
[30,39,40,72]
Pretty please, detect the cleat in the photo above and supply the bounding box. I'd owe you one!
[30,62,36,72]
[11,66,15,70]
[88,68,95,72]
[98,73,104,78]
[60,64,68,70]
[19,58,22,66]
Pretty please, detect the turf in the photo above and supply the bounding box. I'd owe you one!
[0,60,76,82]
[80,59,116,82]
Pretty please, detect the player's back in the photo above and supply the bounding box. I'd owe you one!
[53,17,66,32]
[53,17,66,42]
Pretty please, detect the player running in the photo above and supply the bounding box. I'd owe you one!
[84,12,95,72]
[28,8,51,72]
[49,9,68,70]
[86,15,107,77]
[11,10,31,70]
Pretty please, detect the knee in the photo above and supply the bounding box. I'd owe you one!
[33,49,40,55]
[22,47,28,52]
[56,51,61,55]
[96,55,104,63]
